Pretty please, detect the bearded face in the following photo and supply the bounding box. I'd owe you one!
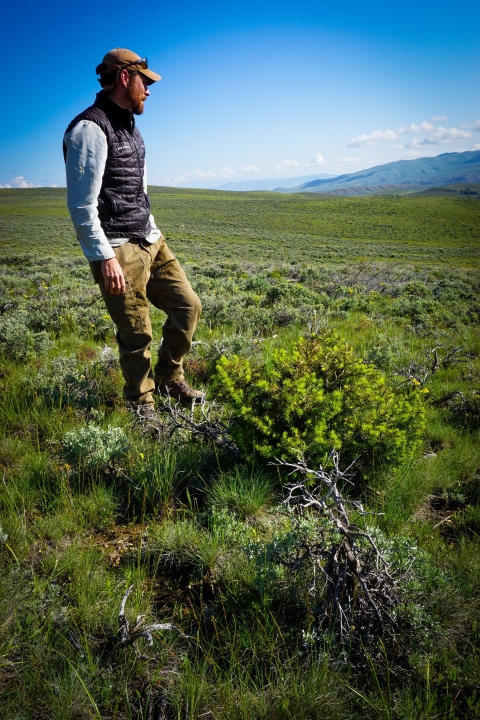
[126,74,148,115]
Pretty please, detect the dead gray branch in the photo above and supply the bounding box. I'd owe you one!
[270,451,398,642]
[157,394,239,455]
[118,585,186,653]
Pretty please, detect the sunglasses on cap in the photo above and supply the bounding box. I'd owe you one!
[120,57,148,70]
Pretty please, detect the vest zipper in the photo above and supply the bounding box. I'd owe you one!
[133,130,143,201]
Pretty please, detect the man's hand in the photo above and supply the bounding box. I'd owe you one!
[101,257,126,295]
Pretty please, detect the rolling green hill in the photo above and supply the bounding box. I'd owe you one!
[276,150,480,195]
[411,182,480,197]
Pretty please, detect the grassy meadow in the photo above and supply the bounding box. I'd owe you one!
[0,187,479,718]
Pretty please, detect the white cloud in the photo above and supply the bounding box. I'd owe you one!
[348,118,475,150]
[13,175,38,188]
[428,126,471,143]
[239,165,260,173]
[472,143,480,151]
[163,164,262,186]
[406,126,471,147]
[276,159,299,169]
[401,150,424,158]
[321,156,381,172]
[398,121,436,134]
[0,175,38,189]
[429,115,447,122]
[194,170,217,179]
[306,153,325,167]
[396,148,439,159]
[347,129,398,147]
[334,157,366,165]
[164,170,215,185]
[403,138,423,149]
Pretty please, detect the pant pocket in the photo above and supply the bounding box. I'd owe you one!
[150,239,177,276]
[99,274,147,331]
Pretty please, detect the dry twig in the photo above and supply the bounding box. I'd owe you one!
[118,585,185,654]
[395,344,472,388]
[157,394,239,455]
[128,392,239,454]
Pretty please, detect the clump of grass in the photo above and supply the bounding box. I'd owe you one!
[206,465,274,520]
[123,436,213,517]
[126,440,181,515]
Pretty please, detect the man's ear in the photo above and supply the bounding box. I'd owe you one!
[118,69,130,88]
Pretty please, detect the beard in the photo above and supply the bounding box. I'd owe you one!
[126,81,146,115]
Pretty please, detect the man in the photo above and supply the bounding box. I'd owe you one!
[63,48,204,415]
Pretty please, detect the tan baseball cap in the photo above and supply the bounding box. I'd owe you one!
[97,48,161,90]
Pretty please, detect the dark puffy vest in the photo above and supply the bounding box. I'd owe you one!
[63,92,151,239]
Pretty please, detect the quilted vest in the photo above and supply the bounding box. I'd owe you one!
[63,92,151,239]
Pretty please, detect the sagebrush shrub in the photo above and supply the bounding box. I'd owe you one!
[31,348,120,409]
[244,515,446,652]
[213,331,426,477]
[365,337,401,371]
[447,388,480,430]
[0,313,52,362]
[63,424,128,470]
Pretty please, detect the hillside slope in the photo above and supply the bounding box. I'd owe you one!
[276,151,480,195]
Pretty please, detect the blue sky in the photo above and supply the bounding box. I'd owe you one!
[1,0,479,188]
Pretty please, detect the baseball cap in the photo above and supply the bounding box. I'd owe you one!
[96,48,161,91]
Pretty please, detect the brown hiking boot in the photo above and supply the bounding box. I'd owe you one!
[157,379,205,405]
[127,402,161,424]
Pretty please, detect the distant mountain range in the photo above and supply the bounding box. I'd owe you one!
[216,174,336,191]
[274,151,480,195]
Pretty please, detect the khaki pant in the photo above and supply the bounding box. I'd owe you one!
[90,237,201,405]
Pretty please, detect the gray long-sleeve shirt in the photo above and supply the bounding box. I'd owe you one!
[64,119,162,261]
